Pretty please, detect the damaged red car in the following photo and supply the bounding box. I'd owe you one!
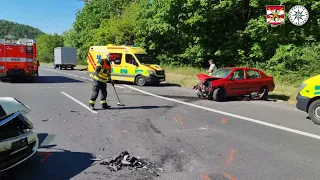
[193,67,275,101]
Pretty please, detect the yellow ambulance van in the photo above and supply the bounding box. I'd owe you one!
[296,74,320,125]
[87,45,166,86]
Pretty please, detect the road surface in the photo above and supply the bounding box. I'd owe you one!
[1,66,320,180]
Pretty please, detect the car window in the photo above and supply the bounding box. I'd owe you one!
[231,70,245,80]
[126,54,134,64]
[247,70,261,79]
[109,53,122,65]
[211,68,233,78]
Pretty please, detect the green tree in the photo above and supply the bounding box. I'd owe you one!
[0,19,44,39]
[36,33,64,63]
[67,0,320,84]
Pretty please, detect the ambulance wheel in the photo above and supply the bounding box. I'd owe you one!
[135,75,146,86]
[308,99,320,125]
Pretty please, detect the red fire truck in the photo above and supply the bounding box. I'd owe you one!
[0,38,38,81]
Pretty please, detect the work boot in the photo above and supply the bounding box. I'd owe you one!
[102,103,111,109]
[89,103,95,110]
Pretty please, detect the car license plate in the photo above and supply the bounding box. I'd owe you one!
[12,138,28,151]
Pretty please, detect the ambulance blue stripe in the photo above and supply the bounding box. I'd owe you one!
[315,86,320,90]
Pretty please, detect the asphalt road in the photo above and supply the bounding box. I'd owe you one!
[1,66,320,180]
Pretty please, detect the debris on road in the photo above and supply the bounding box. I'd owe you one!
[42,119,52,122]
[99,151,163,176]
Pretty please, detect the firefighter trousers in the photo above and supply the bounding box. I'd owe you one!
[89,80,107,105]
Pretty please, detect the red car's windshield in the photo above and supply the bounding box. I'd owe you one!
[211,68,233,78]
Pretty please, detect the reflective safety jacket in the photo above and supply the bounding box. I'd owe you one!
[93,58,111,83]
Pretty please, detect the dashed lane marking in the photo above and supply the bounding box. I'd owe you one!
[115,85,124,89]
[122,84,320,141]
[61,91,97,114]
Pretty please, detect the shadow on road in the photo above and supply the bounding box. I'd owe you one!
[151,83,181,87]
[111,80,181,87]
[268,94,290,101]
[1,76,84,84]
[3,133,95,180]
[95,105,172,110]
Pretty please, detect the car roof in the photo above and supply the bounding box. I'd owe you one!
[223,67,262,71]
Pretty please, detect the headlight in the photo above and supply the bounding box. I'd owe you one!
[148,70,155,75]
[19,110,34,129]
[298,82,306,93]
[0,65,4,70]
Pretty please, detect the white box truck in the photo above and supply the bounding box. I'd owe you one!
[54,47,77,70]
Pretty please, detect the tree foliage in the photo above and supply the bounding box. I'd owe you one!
[0,19,44,39]
[11,0,319,84]
[36,34,64,62]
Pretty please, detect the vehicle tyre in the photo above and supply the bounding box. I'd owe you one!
[71,66,74,70]
[59,65,62,70]
[259,86,269,100]
[308,99,320,125]
[135,75,146,86]
[212,87,225,101]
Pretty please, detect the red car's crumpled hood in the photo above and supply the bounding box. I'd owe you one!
[196,74,222,82]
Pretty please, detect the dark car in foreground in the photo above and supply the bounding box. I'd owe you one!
[0,97,39,172]
[193,67,275,101]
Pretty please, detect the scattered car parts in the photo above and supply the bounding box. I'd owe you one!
[100,151,163,177]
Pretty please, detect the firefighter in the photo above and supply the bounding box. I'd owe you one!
[89,53,113,110]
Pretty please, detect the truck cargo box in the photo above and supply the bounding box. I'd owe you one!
[54,47,77,70]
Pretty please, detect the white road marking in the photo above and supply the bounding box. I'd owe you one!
[115,85,124,89]
[61,91,97,114]
[123,84,320,140]
[80,77,87,79]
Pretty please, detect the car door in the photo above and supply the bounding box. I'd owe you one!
[226,69,248,96]
[245,69,263,93]
[122,53,138,82]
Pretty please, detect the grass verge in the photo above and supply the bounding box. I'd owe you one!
[162,65,299,104]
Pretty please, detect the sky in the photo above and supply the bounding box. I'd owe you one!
[0,0,85,34]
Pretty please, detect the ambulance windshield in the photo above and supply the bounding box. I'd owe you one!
[135,54,156,64]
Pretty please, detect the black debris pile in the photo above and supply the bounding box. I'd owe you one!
[100,151,163,176]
